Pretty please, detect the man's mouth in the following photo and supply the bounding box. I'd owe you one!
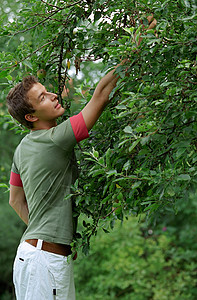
[55,102,61,109]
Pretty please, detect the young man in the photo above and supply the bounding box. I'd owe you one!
[7,63,121,300]
[7,16,156,300]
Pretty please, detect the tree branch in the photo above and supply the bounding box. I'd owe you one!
[2,40,55,71]
[11,10,59,36]
[40,0,64,9]
[101,207,117,219]
[41,0,83,10]
[58,37,65,107]
[10,0,83,36]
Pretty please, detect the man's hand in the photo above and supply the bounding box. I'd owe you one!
[81,65,120,131]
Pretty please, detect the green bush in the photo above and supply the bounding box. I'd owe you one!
[75,207,197,300]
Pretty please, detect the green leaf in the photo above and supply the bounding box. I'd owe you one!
[23,60,33,70]
[129,139,140,152]
[106,170,117,177]
[102,228,110,234]
[94,11,101,22]
[177,174,191,181]
[106,148,112,167]
[181,14,197,21]
[176,148,187,158]
[181,0,190,8]
[0,183,8,189]
[91,148,99,158]
[64,194,73,201]
[132,181,142,189]
[123,126,132,134]
[166,187,175,196]
[101,195,111,204]
[144,203,158,212]
[90,169,105,177]
[115,104,127,110]
[123,27,134,35]
[0,70,9,78]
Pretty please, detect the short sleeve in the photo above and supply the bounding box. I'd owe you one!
[10,172,23,187]
[9,162,23,187]
[70,112,89,143]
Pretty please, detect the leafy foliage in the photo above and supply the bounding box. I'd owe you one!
[0,0,196,255]
[75,194,197,299]
[0,0,197,298]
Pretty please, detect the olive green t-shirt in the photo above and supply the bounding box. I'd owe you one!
[10,113,89,245]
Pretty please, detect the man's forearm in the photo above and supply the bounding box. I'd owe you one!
[11,201,29,225]
[81,62,123,131]
[9,185,29,225]
[93,62,122,103]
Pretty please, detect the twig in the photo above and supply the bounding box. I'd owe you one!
[142,129,158,138]
[101,207,117,219]
[91,205,104,235]
[58,37,65,106]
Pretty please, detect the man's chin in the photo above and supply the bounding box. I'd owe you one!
[57,107,66,118]
[59,107,66,115]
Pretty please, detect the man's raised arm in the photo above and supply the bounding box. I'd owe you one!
[81,64,121,131]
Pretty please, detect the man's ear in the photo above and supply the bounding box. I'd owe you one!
[25,114,39,123]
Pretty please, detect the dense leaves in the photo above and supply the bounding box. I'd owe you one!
[75,194,197,299]
[0,0,196,299]
[0,0,196,252]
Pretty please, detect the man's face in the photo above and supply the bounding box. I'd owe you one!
[27,82,65,123]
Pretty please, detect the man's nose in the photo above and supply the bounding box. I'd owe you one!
[49,92,57,101]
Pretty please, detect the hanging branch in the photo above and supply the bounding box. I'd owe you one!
[58,37,65,107]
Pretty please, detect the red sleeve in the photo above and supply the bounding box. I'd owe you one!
[10,171,23,187]
[70,112,89,143]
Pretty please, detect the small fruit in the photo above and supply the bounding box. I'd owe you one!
[37,69,46,79]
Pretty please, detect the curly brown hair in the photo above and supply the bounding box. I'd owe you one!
[7,76,38,129]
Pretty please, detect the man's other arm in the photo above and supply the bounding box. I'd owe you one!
[9,185,29,225]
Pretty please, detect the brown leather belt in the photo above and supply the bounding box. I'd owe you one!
[25,239,72,256]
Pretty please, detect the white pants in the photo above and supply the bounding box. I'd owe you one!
[13,240,75,300]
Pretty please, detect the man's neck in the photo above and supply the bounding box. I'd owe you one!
[31,120,57,131]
